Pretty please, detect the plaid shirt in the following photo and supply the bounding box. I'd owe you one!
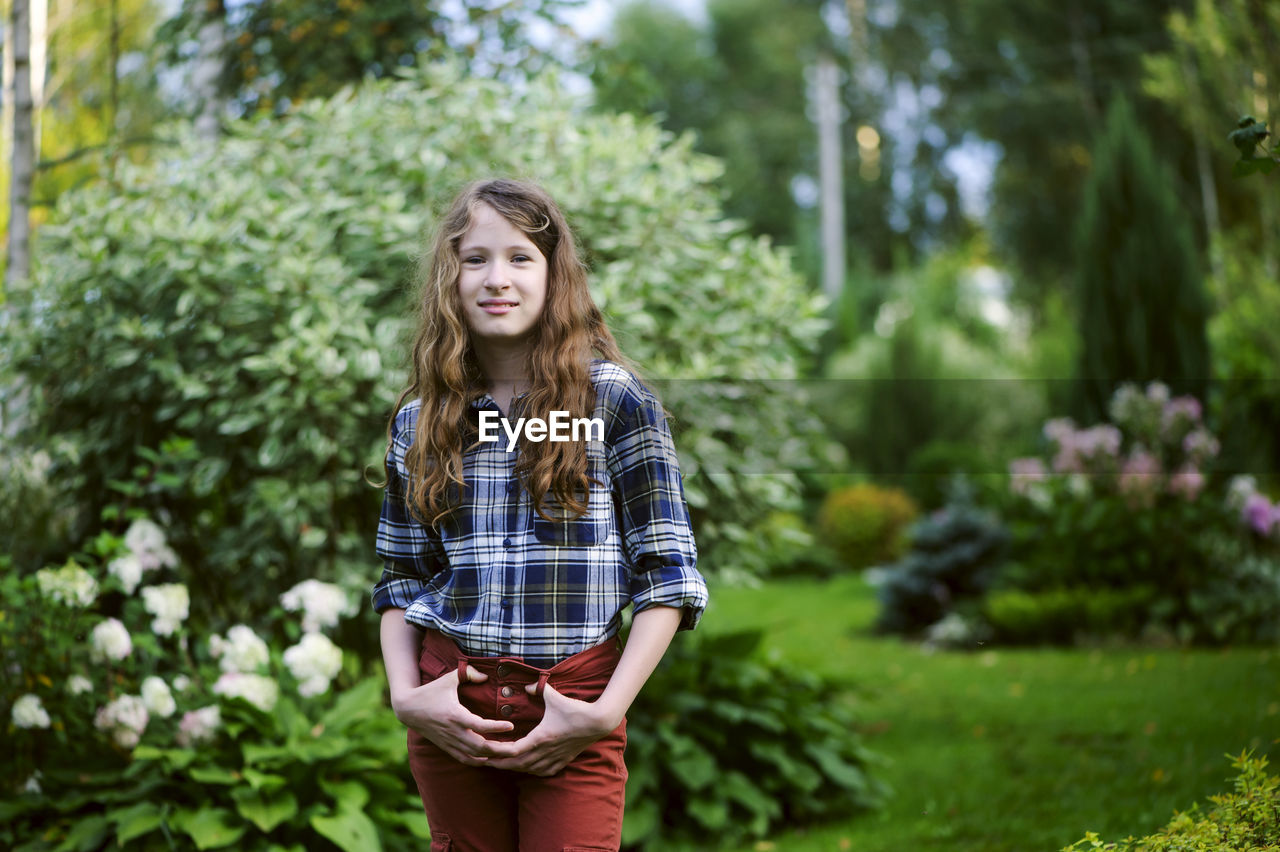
[372,360,707,666]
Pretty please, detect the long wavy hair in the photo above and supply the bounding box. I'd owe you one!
[385,179,628,525]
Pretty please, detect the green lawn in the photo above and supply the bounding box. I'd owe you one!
[700,574,1280,852]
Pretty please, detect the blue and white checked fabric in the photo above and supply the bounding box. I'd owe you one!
[372,360,707,667]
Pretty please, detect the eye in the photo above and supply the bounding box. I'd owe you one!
[463,256,485,266]
[512,254,532,263]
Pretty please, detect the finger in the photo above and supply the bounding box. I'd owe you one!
[464,713,516,735]
[463,665,489,683]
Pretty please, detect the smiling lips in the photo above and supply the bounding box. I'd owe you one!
[479,299,519,314]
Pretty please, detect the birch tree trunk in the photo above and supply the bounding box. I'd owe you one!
[192,0,226,140]
[6,0,35,288]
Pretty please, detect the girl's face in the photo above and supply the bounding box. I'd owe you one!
[456,203,549,349]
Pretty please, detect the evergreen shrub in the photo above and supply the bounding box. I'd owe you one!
[817,483,918,571]
[873,481,1008,636]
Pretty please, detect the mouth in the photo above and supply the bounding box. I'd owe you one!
[479,300,518,314]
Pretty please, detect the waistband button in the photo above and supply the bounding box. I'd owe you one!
[496,664,510,678]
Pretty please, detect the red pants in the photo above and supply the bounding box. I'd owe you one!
[407,630,627,852]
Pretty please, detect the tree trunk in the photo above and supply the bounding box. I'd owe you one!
[192,0,226,139]
[7,0,35,289]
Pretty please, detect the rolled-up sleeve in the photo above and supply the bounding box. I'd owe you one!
[606,386,708,630]
[371,405,446,614]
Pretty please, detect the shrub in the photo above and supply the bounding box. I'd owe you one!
[623,629,885,850]
[1062,751,1280,852]
[0,510,427,851]
[984,586,1155,645]
[817,483,918,571]
[873,480,1008,636]
[6,58,833,627]
[1003,381,1280,643]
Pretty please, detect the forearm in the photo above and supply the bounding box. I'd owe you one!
[379,608,425,707]
[592,605,683,728]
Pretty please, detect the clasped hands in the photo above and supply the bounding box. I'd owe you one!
[391,664,620,777]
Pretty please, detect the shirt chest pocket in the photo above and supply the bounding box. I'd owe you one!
[529,448,611,548]
[531,510,608,547]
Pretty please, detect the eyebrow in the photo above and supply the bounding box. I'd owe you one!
[458,243,538,255]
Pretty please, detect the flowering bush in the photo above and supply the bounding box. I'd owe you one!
[1001,382,1280,643]
[0,516,426,851]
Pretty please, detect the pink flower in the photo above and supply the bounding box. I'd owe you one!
[1244,493,1276,537]
[1167,466,1205,501]
[1183,428,1220,465]
[1118,449,1162,508]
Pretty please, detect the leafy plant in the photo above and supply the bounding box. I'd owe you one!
[1062,751,1280,852]
[622,629,886,850]
[817,483,918,571]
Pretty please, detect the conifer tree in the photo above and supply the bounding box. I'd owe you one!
[1073,96,1211,422]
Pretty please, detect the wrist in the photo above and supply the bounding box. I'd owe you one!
[588,693,627,732]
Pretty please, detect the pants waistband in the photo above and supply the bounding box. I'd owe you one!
[419,629,622,698]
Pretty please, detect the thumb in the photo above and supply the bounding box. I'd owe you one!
[463,664,490,684]
[526,681,561,700]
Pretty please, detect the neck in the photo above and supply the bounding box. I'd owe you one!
[472,338,532,400]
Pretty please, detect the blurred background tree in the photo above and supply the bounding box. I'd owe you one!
[1072,96,1211,422]
[155,0,577,118]
[1143,0,1280,475]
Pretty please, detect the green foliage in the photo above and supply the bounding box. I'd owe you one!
[8,60,831,626]
[1073,97,1211,423]
[0,490,422,851]
[885,0,1197,305]
[984,586,1156,645]
[816,247,1046,504]
[1144,0,1280,475]
[873,481,1008,636]
[157,0,574,117]
[1062,752,1280,852]
[590,0,830,246]
[623,629,885,850]
[2,678,427,852]
[817,483,918,571]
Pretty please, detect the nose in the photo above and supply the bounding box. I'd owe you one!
[484,263,510,289]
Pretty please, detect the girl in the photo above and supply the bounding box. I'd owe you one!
[373,179,708,851]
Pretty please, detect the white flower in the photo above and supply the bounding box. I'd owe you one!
[209,625,270,673]
[283,633,343,697]
[90,618,133,663]
[94,694,149,749]
[22,770,42,794]
[12,694,52,729]
[67,675,93,696]
[280,580,354,633]
[141,676,177,718]
[35,561,98,608]
[124,518,179,572]
[172,675,191,693]
[212,672,279,713]
[140,584,190,637]
[176,705,221,747]
[1227,475,1258,511]
[107,553,146,595]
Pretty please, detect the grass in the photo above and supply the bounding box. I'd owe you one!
[700,574,1280,852]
